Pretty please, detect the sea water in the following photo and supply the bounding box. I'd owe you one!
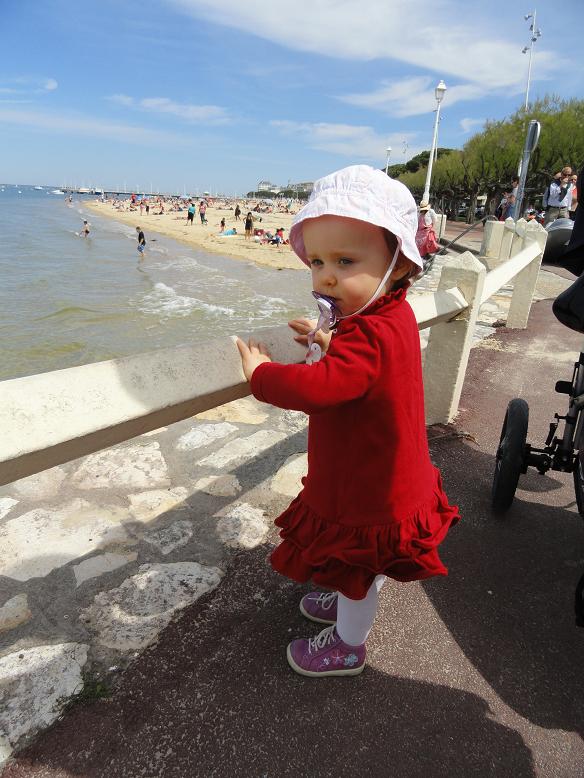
[0,187,312,381]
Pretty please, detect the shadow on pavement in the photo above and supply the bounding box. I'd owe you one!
[426,436,584,738]
[3,540,535,778]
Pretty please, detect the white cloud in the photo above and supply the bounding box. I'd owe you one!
[108,94,230,124]
[168,0,562,93]
[460,117,485,134]
[0,108,188,145]
[339,77,486,118]
[270,120,420,161]
[0,77,59,95]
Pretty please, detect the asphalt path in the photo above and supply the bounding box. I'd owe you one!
[3,298,584,778]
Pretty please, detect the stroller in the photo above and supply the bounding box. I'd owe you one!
[491,172,584,625]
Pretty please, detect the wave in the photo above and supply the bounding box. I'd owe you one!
[36,306,100,320]
[139,282,235,318]
[36,306,131,324]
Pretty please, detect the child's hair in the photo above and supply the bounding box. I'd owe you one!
[383,230,419,290]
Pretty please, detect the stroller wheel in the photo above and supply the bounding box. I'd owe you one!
[492,399,529,514]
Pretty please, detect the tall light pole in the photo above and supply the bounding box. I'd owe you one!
[522,11,541,111]
[422,79,447,204]
[384,146,392,175]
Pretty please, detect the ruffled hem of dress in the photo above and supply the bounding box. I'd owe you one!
[270,472,460,600]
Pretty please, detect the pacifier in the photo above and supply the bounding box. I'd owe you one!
[305,292,340,364]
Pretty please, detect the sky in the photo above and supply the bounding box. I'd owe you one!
[1,0,582,195]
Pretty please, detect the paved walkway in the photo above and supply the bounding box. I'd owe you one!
[3,295,584,776]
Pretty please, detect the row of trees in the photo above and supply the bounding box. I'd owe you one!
[389,97,584,222]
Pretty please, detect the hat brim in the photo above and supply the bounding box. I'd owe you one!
[289,195,423,270]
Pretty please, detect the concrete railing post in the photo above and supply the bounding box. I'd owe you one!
[499,217,516,263]
[423,251,486,425]
[506,221,547,329]
[481,219,505,260]
[437,214,447,240]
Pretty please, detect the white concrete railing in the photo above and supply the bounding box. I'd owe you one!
[0,219,547,487]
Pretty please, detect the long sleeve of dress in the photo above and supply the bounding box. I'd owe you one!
[250,319,381,414]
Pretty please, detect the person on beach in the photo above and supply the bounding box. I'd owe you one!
[145,201,150,216]
[187,202,196,226]
[80,220,90,237]
[136,226,146,255]
[244,211,254,240]
[219,217,226,232]
[236,165,459,677]
[234,204,241,221]
[199,200,208,225]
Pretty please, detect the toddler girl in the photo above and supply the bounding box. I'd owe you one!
[236,165,459,678]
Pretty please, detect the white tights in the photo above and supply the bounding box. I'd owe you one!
[336,575,386,646]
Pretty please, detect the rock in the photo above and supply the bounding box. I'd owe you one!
[128,488,188,524]
[0,498,18,521]
[72,442,170,490]
[271,453,307,497]
[176,422,237,451]
[0,499,128,582]
[198,430,286,468]
[80,562,223,650]
[194,475,241,497]
[216,503,269,549]
[73,552,138,587]
[11,467,67,502]
[276,410,308,434]
[196,396,269,425]
[0,594,32,633]
[141,520,193,555]
[0,643,88,764]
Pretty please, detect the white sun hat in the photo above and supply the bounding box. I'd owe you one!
[289,164,423,270]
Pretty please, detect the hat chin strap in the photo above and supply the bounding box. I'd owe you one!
[306,243,401,362]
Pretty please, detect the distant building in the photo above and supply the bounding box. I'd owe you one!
[257,180,280,194]
[250,180,314,197]
[289,181,313,195]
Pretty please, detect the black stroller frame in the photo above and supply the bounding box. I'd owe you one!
[492,286,584,626]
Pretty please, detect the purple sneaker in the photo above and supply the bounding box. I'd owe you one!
[299,591,338,624]
[287,625,366,677]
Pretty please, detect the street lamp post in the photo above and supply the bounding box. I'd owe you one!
[522,11,541,112]
[422,80,447,204]
[385,146,392,176]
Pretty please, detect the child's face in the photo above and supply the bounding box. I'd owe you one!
[303,215,400,316]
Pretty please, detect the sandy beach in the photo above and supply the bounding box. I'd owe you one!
[84,199,305,271]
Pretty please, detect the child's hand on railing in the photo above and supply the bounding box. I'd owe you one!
[235,337,272,382]
[288,318,332,353]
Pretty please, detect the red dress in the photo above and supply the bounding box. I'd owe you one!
[250,288,460,600]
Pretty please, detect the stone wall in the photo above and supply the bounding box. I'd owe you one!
[0,396,307,764]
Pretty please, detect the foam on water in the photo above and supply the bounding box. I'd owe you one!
[139,282,236,318]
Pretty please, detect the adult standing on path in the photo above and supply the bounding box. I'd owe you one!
[569,174,578,221]
[415,201,439,260]
[543,167,573,225]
